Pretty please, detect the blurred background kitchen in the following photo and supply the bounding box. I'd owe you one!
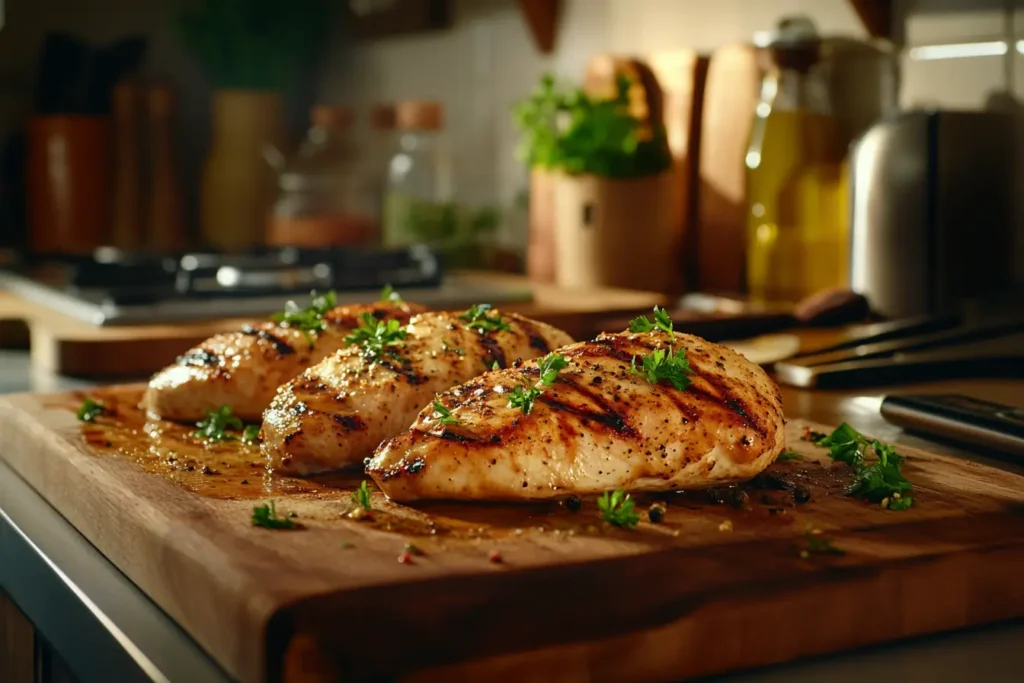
[0,0,1021,384]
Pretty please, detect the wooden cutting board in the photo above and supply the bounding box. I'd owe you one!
[2,386,1024,683]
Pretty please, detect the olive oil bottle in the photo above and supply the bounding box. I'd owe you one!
[746,19,849,303]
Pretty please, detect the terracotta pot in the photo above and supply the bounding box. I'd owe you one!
[553,170,683,292]
[526,167,557,282]
[27,116,112,253]
[201,90,286,251]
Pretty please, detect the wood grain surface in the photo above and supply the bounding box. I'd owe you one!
[1,383,1023,683]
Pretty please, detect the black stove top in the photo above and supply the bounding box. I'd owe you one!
[0,245,531,325]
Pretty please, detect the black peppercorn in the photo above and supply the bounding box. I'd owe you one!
[564,495,582,512]
[793,485,811,504]
[648,503,666,524]
[728,489,750,508]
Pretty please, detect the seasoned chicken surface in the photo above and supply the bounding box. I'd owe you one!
[367,330,785,502]
[261,310,574,475]
[144,301,425,422]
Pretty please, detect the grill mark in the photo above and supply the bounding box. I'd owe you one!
[375,357,427,385]
[331,414,365,431]
[436,429,491,445]
[176,348,219,367]
[567,338,635,365]
[666,391,702,423]
[515,317,552,354]
[686,368,765,436]
[241,325,296,356]
[476,333,507,369]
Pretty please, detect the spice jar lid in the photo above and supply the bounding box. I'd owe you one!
[395,101,444,131]
[310,106,355,129]
[370,104,396,130]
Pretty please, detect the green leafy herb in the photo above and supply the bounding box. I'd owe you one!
[77,397,105,422]
[380,284,402,303]
[241,424,261,444]
[813,423,914,509]
[272,290,337,343]
[491,360,501,371]
[513,73,673,179]
[351,481,373,511]
[629,306,674,334]
[799,527,844,558]
[252,501,298,530]
[777,451,805,462]
[630,346,692,391]
[194,406,245,442]
[459,304,511,334]
[432,400,459,426]
[344,313,407,360]
[507,352,569,414]
[338,540,354,549]
[598,490,640,529]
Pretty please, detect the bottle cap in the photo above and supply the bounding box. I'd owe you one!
[395,101,443,131]
[310,106,355,129]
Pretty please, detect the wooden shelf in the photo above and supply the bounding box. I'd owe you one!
[848,0,894,40]
[517,0,561,54]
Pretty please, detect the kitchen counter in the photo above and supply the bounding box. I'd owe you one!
[2,348,1023,683]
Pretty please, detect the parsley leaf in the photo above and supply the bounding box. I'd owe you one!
[432,400,459,425]
[598,490,640,529]
[777,451,805,462]
[814,423,914,509]
[629,306,674,334]
[241,424,261,444]
[630,346,692,391]
[380,284,402,303]
[77,397,105,422]
[344,313,407,360]
[272,290,337,343]
[460,304,511,334]
[351,481,373,510]
[507,352,568,414]
[252,501,298,530]
[799,527,844,558]
[194,405,245,442]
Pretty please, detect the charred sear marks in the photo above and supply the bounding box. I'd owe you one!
[375,358,427,385]
[176,348,219,367]
[331,414,365,431]
[241,325,296,356]
[476,333,507,370]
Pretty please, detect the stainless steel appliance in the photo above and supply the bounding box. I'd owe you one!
[848,110,1017,319]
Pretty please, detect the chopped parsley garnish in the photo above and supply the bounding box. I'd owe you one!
[598,490,640,529]
[77,397,105,422]
[272,290,337,343]
[380,284,402,303]
[432,400,459,425]
[252,501,298,530]
[630,346,692,391]
[777,451,805,462]
[800,527,844,558]
[507,352,569,414]
[629,306,675,334]
[351,481,373,510]
[194,405,244,442]
[460,303,511,334]
[814,422,914,509]
[344,313,407,360]
[241,424,261,444]
[491,360,500,371]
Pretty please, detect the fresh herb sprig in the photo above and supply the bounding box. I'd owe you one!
[460,304,511,334]
[814,423,914,510]
[777,451,805,462]
[598,490,640,529]
[272,290,337,344]
[252,501,298,530]
[77,397,106,422]
[629,306,674,334]
[351,481,373,511]
[799,526,844,558]
[507,352,569,415]
[344,313,407,360]
[380,284,403,303]
[432,400,459,426]
[193,406,260,444]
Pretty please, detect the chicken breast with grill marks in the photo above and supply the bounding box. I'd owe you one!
[261,310,574,475]
[367,330,785,502]
[144,301,425,423]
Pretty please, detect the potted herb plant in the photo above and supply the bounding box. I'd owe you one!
[173,0,330,250]
[514,72,681,292]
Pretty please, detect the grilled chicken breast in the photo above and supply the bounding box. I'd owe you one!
[144,301,425,422]
[261,310,574,475]
[367,330,785,502]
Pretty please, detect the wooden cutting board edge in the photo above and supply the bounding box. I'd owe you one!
[3,388,1024,683]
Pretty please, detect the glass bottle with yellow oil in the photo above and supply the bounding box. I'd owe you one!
[746,18,849,303]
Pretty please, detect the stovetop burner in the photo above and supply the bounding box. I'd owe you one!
[0,245,531,325]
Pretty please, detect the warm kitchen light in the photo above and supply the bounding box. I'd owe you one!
[908,41,1008,61]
